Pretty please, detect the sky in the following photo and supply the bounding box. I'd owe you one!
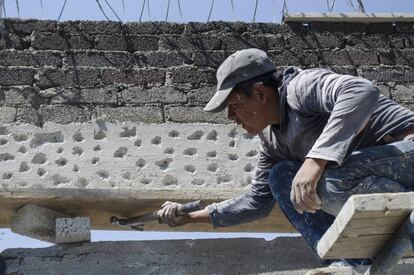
[1,0,413,252]
[2,0,414,23]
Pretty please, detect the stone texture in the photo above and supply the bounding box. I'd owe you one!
[96,106,164,123]
[37,68,100,89]
[101,69,166,86]
[121,86,187,104]
[10,204,65,243]
[55,217,91,244]
[0,68,34,86]
[0,50,62,67]
[2,237,322,275]
[0,107,16,123]
[164,106,230,124]
[39,105,91,124]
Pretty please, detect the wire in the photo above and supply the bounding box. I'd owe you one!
[282,0,288,14]
[357,0,366,13]
[104,0,122,22]
[165,0,170,21]
[139,0,145,22]
[207,0,214,22]
[326,0,336,12]
[0,0,4,18]
[96,0,110,21]
[177,0,183,21]
[253,0,259,22]
[230,0,235,21]
[146,0,150,20]
[40,0,44,13]
[14,0,19,17]
[57,0,67,21]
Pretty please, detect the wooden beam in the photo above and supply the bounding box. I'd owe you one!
[283,13,414,23]
[0,188,295,233]
[317,192,414,259]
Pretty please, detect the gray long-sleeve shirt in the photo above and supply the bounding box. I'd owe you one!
[208,67,414,228]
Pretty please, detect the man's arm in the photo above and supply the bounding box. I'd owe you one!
[288,69,380,213]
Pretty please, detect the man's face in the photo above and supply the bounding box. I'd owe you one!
[226,86,268,135]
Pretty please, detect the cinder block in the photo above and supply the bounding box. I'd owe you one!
[159,35,221,51]
[96,106,164,123]
[55,217,91,244]
[0,50,62,67]
[39,105,91,124]
[164,106,230,124]
[10,204,65,243]
[123,22,185,35]
[59,21,121,35]
[32,33,67,51]
[37,68,100,89]
[170,67,215,84]
[95,35,159,51]
[101,69,166,85]
[0,107,17,123]
[0,68,34,86]
[66,52,132,68]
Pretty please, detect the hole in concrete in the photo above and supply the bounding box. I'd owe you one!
[136,158,146,168]
[122,171,131,180]
[184,164,195,173]
[72,146,84,156]
[51,174,70,185]
[217,174,232,184]
[206,151,217,158]
[96,170,109,179]
[13,134,28,142]
[113,147,128,158]
[134,139,142,147]
[162,175,178,186]
[207,130,218,141]
[243,133,254,140]
[0,127,9,135]
[75,177,89,188]
[110,182,116,188]
[229,140,235,147]
[94,129,107,140]
[246,150,258,157]
[17,146,27,154]
[18,181,28,187]
[0,139,8,146]
[164,147,175,154]
[227,154,239,161]
[31,153,47,164]
[30,131,64,148]
[141,178,151,185]
[55,157,68,167]
[183,148,197,156]
[72,165,79,172]
[37,168,46,177]
[2,173,12,180]
[168,130,180,138]
[228,127,238,138]
[207,163,217,172]
[93,145,102,151]
[19,161,30,172]
[151,136,161,145]
[0,153,15,162]
[155,158,172,170]
[73,132,84,142]
[120,126,136,138]
[56,147,64,154]
[187,130,204,140]
[243,163,254,172]
[191,179,205,185]
[91,157,100,165]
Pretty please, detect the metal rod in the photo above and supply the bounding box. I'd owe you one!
[364,211,414,275]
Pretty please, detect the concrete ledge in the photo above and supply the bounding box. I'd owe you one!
[283,13,414,23]
[2,237,322,275]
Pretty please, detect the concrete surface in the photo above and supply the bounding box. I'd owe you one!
[10,204,65,243]
[55,217,91,244]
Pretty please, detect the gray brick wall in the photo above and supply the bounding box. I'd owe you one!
[0,19,413,126]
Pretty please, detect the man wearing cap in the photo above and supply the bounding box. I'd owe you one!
[158,48,414,264]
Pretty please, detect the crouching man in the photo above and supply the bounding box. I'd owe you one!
[158,48,414,268]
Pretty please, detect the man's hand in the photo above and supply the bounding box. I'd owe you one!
[157,201,188,227]
[290,158,328,214]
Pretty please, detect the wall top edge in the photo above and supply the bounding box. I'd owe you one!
[283,13,414,23]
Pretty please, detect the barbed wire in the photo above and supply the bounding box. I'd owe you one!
[0,0,367,22]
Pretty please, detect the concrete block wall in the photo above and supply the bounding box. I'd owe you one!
[0,19,413,233]
[0,19,413,126]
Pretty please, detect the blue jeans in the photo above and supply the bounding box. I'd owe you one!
[268,140,414,260]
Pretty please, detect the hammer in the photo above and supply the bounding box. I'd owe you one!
[110,200,206,231]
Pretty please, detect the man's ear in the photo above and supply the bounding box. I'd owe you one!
[252,83,267,103]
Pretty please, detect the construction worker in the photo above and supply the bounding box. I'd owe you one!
[158,48,414,267]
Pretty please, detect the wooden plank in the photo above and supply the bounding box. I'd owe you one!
[317,192,414,259]
[0,188,295,233]
[283,13,414,23]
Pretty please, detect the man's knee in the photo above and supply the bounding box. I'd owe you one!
[268,160,301,200]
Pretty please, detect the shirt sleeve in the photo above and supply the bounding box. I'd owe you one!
[287,69,380,165]
[208,133,277,228]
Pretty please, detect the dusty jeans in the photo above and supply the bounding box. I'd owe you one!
[268,140,414,257]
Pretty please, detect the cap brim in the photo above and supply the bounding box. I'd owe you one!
[203,86,233,113]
